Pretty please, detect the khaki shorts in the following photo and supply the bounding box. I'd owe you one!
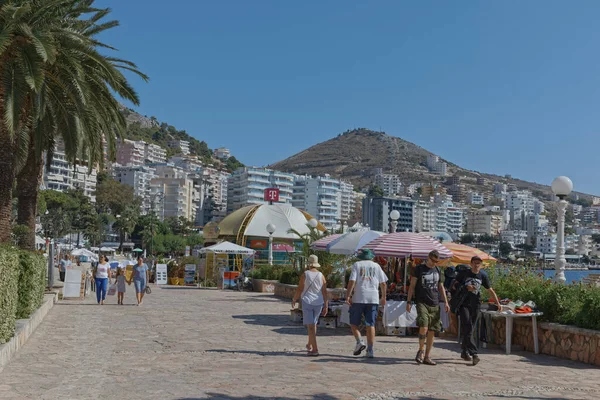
[416,303,442,332]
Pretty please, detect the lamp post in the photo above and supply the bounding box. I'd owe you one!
[390,210,400,233]
[266,223,276,266]
[308,218,318,229]
[551,176,573,284]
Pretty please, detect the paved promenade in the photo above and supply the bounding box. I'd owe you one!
[0,287,598,400]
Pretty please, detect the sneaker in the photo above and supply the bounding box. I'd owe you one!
[461,351,472,361]
[353,340,366,356]
[472,355,480,366]
[366,349,374,358]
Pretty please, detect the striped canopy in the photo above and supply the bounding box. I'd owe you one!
[362,232,453,259]
[310,234,342,251]
[440,243,496,266]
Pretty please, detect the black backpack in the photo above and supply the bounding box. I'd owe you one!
[449,264,471,313]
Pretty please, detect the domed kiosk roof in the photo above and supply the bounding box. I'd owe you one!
[218,204,325,240]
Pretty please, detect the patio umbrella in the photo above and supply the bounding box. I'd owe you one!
[326,229,385,255]
[310,234,342,251]
[133,248,143,252]
[362,232,453,259]
[440,243,496,266]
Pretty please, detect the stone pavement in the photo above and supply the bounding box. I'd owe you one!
[0,288,598,400]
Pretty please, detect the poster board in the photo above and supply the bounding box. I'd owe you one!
[223,271,239,289]
[184,264,196,286]
[63,269,83,299]
[156,264,167,285]
[197,258,206,280]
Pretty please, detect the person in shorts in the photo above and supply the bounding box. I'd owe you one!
[346,249,387,358]
[407,250,449,366]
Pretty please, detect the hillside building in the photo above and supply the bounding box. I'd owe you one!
[362,196,415,233]
[227,167,294,212]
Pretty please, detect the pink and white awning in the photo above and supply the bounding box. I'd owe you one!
[362,232,453,259]
[310,234,342,251]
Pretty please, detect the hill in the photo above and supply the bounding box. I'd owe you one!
[119,107,244,172]
[270,128,594,201]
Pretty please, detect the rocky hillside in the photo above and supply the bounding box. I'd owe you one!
[271,128,593,200]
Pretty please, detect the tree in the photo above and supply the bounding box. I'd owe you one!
[367,185,384,197]
[0,1,147,247]
[499,242,512,258]
[96,178,140,216]
[479,234,499,244]
[113,205,140,250]
[460,234,476,244]
[225,156,244,172]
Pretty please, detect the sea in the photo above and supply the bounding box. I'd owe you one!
[541,269,598,283]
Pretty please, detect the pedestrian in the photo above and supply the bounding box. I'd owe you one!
[58,254,70,282]
[115,267,128,305]
[94,255,112,305]
[292,255,328,356]
[406,250,450,366]
[452,256,502,365]
[346,248,388,359]
[132,256,149,306]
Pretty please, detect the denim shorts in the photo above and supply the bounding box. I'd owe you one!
[302,302,323,325]
[134,279,146,293]
[349,303,379,327]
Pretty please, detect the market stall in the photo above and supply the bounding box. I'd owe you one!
[199,242,255,289]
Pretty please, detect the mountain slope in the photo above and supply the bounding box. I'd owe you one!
[271,128,593,200]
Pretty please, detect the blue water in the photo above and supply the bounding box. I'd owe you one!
[541,269,597,283]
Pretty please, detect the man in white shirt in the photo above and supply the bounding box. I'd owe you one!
[346,248,387,358]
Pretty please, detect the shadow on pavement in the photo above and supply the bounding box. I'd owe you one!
[176,394,339,400]
[159,286,216,291]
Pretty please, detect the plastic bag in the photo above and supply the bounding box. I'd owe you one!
[107,284,117,296]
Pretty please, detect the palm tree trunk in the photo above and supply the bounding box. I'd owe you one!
[16,143,43,250]
[0,130,17,243]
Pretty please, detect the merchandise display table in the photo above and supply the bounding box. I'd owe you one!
[481,310,543,355]
[383,300,450,330]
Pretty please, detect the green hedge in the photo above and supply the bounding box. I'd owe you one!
[487,267,600,330]
[17,251,47,319]
[279,269,300,285]
[0,246,20,344]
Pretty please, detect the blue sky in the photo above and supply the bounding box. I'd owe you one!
[98,0,600,195]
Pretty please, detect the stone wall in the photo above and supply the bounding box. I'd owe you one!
[252,279,277,293]
[445,311,600,367]
[273,283,348,301]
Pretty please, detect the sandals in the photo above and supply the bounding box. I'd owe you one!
[307,351,319,357]
[415,350,424,364]
[423,357,437,366]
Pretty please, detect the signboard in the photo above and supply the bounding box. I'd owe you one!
[184,264,196,286]
[197,258,206,280]
[223,271,239,289]
[250,239,267,249]
[264,188,280,202]
[272,243,294,252]
[63,269,83,299]
[156,264,167,285]
[185,246,190,257]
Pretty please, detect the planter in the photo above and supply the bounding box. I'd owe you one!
[274,282,297,299]
[252,279,278,293]
[168,277,180,285]
[326,288,347,301]
[177,278,185,286]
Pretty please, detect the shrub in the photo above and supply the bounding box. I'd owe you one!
[0,246,20,343]
[487,266,600,330]
[279,269,300,285]
[17,251,47,319]
[250,264,288,281]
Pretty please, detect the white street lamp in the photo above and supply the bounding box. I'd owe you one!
[551,176,573,284]
[390,209,400,233]
[266,223,276,266]
[307,218,318,229]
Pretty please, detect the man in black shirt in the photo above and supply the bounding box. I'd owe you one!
[407,250,449,366]
[453,256,501,365]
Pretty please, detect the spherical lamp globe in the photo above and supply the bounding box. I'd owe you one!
[308,218,318,228]
[390,210,400,220]
[266,223,276,235]
[551,176,573,197]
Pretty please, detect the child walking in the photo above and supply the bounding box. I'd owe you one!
[116,267,128,305]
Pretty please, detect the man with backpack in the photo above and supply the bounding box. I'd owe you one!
[452,256,502,365]
[406,250,449,366]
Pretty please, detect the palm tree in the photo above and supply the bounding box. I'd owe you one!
[0,1,148,247]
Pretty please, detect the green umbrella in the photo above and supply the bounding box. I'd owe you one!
[133,248,143,252]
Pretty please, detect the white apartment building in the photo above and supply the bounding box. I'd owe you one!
[501,230,528,246]
[214,147,231,160]
[537,234,557,254]
[415,201,436,232]
[227,167,294,212]
[168,155,202,173]
[198,167,230,224]
[446,205,465,234]
[144,142,166,164]
[116,139,145,167]
[113,165,157,213]
[426,155,448,176]
[533,199,545,214]
[374,173,403,196]
[150,165,198,221]
[167,140,190,155]
[466,209,502,235]
[494,183,507,194]
[340,181,356,223]
[292,175,341,230]
[43,141,98,202]
[467,192,484,205]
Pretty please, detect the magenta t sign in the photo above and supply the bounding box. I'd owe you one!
[264,188,280,203]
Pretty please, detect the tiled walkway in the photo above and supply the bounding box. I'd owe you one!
[0,287,598,399]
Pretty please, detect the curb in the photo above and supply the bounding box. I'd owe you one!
[0,292,59,372]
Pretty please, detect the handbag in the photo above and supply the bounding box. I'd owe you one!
[144,286,151,294]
